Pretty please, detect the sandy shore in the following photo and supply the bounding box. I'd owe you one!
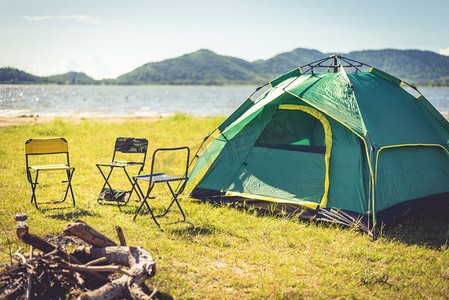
[0,116,162,127]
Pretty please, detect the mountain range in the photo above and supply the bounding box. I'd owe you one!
[1,48,449,86]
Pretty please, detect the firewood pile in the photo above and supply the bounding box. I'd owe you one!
[0,219,157,300]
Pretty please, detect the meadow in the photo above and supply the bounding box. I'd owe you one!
[0,115,448,299]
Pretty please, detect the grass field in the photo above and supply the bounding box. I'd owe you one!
[0,115,448,299]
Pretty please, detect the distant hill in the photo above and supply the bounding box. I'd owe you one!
[345,49,449,86]
[250,48,449,86]
[43,72,96,84]
[0,68,96,85]
[115,49,265,85]
[0,67,42,84]
[2,48,449,86]
[117,48,449,86]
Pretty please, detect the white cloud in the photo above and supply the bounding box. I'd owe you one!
[24,15,102,24]
[439,47,449,56]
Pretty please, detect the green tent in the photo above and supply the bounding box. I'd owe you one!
[188,55,449,234]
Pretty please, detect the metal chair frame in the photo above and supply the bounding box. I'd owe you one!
[25,137,75,209]
[96,137,148,206]
[132,146,190,227]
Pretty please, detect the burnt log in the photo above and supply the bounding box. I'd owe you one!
[16,229,109,285]
[63,220,117,247]
[76,246,156,300]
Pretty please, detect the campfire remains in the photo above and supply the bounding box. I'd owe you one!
[0,218,156,299]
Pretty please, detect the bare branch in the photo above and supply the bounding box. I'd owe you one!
[115,226,127,246]
[85,257,108,266]
[60,261,132,277]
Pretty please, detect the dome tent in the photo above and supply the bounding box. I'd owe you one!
[188,55,449,236]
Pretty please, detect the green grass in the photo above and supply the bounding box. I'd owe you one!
[0,116,448,299]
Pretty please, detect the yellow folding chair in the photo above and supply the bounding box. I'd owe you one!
[25,137,76,209]
[96,137,148,206]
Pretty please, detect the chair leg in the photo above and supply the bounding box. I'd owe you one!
[96,165,115,203]
[157,182,186,221]
[135,199,160,227]
[67,169,76,207]
[174,195,186,222]
[124,168,142,203]
[29,171,39,209]
[103,166,115,190]
[133,182,152,219]
[62,169,73,202]
[119,167,135,206]
[133,182,160,227]
[145,200,160,227]
[27,169,75,209]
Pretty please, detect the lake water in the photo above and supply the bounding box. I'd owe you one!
[0,85,255,118]
[1,84,449,118]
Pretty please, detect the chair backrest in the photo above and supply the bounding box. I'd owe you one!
[112,137,148,164]
[25,137,69,155]
[149,147,190,193]
[25,137,71,170]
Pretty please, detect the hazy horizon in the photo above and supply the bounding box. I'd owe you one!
[5,47,448,80]
[2,0,449,79]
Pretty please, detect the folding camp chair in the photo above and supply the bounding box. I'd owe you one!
[25,137,76,209]
[132,146,190,227]
[96,137,148,206]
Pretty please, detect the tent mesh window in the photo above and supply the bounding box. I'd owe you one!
[255,109,326,154]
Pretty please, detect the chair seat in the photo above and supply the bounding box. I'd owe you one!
[134,172,188,183]
[29,164,73,171]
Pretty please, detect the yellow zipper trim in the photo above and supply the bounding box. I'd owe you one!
[224,191,319,210]
[278,104,332,208]
[283,91,373,178]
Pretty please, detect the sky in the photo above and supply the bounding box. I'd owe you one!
[1,0,449,79]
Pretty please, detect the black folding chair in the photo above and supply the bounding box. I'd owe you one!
[96,137,148,206]
[25,137,76,209]
[132,146,190,227]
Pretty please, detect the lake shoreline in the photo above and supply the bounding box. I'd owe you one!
[0,116,163,127]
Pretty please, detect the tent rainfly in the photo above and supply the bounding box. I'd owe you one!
[187,55,449,236]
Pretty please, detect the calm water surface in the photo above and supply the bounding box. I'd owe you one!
[1,84,449,118]
[0,85,255,118]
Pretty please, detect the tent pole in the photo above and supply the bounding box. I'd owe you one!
[333,55,339,73]
[188,128,217,170]
[366,132,378,240]
[369,143,376,240]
